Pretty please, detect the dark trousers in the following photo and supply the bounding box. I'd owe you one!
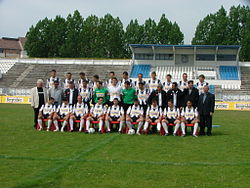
[33,108,40,128]
[123,103,132,114]
[199,114,212,135]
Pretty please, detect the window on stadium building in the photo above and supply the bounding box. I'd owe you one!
[134,53,154,60]
[217,54,237,61]
[196,54,215,61]
[0,48,3,53]
[155,54,174,60]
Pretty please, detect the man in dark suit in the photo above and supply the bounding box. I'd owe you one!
[197,85,215,136]
[182,80,199,108]
[147,84,167,109]
[64,81,79,106]
[166,82,183,108]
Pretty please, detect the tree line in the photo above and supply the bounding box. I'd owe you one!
[192,5,250,61]
[25,11,184,58]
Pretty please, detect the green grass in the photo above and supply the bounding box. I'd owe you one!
[0,104,250,188]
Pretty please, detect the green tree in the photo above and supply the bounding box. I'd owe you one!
[142,18,157,44]
[156,14,172,44]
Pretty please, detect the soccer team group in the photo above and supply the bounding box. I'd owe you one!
[36,69,211,137]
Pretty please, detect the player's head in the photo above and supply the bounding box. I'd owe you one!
[69,81,74,89]
[172,82,178,89]
[51,69,56,77]
[138,73,143,80]
[151,71,156,79]
[199,74,205,82]
[188,80,194,88]
[36,79,44,88]
[124,81,130,89]
[96,81,103,88]
[66,72,72,79]
[182,73,188,81]
[109,71,115,78]
[157,84,163,91]
[93,75,99,82]
[123,71,129,79]
[97,97,104,104]
[166,74,172,82]
[186,100,193,108]
[134,99,139,106]
[82,79,88,87]
[63,98,69,105]
[79,72,86,79]
[168,99,174,108]
[152,98,158,106]
[139,82,144,90]
[112,77,118,86]
[113,98,119,105]
[77,95,82,103]
[203,85,209,93]
[48,97,55,104]
[54,80,59,88]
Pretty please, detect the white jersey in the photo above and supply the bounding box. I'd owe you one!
[107,105,124,118]
[163,81,172,92]
[146,105,162,119]
[127,105,143,118]
[179,80,188,91]
[181,106,198,120]
[164,107,180,119]
[147,78,161,93]
[105,79,113,87]
[73,102,88,117]
[63,79,75,89]
[137,89,149,105]
[46,77,60,88]
[196,81,209,94]
[133,79,146,89]
[90,104,106,118]
[108,85,122,101]
[79,87,92,103]
[39,103,56,115]
[89,81,98,91]
[57,103,72,116]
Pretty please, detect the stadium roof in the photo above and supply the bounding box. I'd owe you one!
[129,44,241,49]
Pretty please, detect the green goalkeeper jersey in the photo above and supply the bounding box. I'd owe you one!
[93,87,109,104]
[122,87,137,104]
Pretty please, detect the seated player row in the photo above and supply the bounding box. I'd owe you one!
[38,96,199,137]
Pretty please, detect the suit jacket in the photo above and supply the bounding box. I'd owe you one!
[166,88,183,108]
[147,90,167,108]
[30,87,48,108]
[197,92,215,115]
[182,87,199,108]
[64,88,79,105]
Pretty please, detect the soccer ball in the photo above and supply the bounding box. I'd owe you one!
[89,128,95,134]
[128,129,135,135]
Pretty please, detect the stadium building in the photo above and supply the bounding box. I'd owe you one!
[0,44,249,109]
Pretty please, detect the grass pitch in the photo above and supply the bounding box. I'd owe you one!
[0,104,250,188]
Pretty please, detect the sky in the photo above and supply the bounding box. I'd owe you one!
[0,0,249,44]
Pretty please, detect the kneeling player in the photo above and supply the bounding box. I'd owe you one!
[126,99,144,135]
[38,97,56,131]
[70,96,88,132]
[53,98,72,132]
[181,100,199,137]
[105,98,125,133]
[86,97,106,133]
[143,98,162,134]
[162,100,181,136]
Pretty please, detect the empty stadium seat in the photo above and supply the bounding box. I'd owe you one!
[219,66,239,80]
[130,64,151,78]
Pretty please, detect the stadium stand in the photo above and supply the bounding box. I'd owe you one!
[219,66,239,80]
[130,64,151,78]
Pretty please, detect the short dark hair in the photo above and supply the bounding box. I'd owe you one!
[69,81,74,84]
[113,98,119,101]
[67,72,72,75]
[97,81,103,85]
[109,71,115,74]
[168,99,173,103]
[124,81,130,85]
[199,74,205,79]
[188,80,194,84]
[151,71,156,75]
[151,98,158,103]
[138,73,143,76]
[93,75,99,79]
[123,71,128,76]
[62,98,68,101]
[51,69,56,72]
[82,79,88,83]
[79,72,85,76]
[183,73,187,76]
[172,82,178,87]
[167,74,172,78]
[98,97,104,100]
